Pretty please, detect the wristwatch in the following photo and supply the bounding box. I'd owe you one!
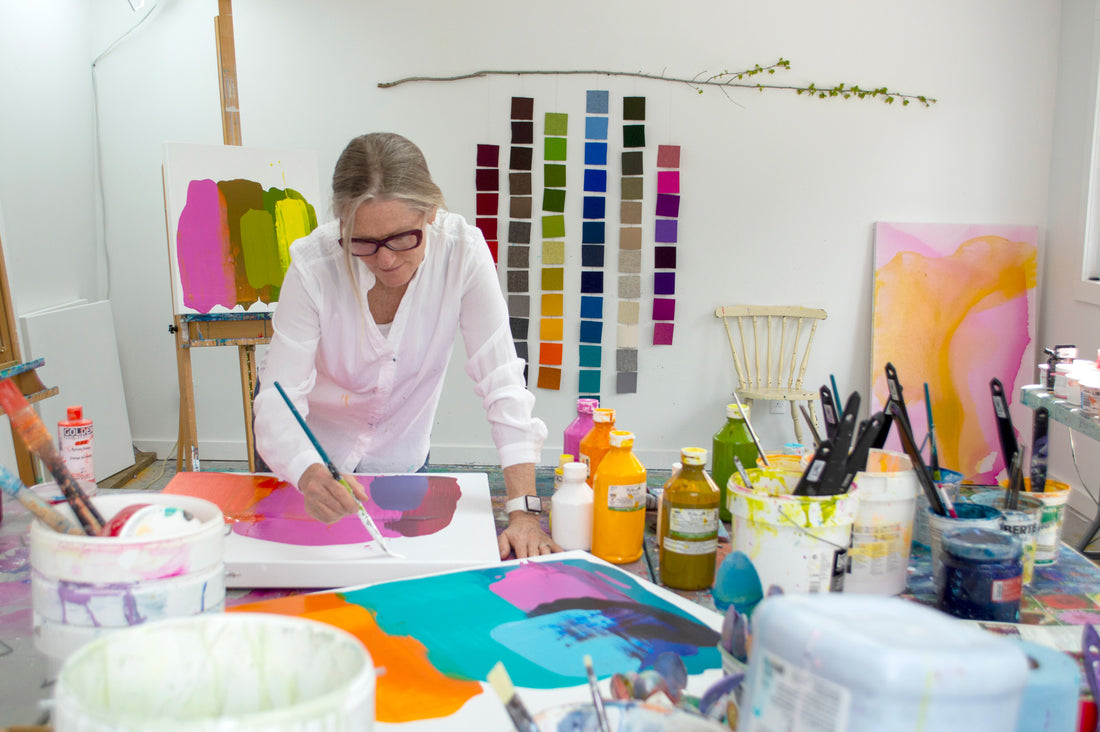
[504,495,542,515]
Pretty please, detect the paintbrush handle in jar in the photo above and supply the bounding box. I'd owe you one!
[0,464,83,534]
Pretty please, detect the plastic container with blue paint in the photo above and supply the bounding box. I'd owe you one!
[938,526,1023,622]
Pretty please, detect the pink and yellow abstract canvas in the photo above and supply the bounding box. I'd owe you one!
[871,223,1038,483]
[163,143,322,314]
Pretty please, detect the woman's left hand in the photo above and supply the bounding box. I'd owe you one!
[498,512,562,559]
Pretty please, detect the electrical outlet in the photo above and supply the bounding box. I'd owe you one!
[770,400,785,414]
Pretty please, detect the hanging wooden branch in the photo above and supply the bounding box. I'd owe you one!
[378,58,936,107]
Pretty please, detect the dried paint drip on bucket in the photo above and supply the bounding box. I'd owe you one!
[937,527,1023,623]
[30,493,225,671]
[726,467,858,594]
[52,613,375,732]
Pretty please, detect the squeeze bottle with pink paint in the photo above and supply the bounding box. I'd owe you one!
[563,398,599,464]
[58,406,94,484]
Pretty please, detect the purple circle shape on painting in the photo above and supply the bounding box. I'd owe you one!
[370,475,430,511]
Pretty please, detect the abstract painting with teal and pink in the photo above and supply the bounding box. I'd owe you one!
[231,555,722,725]
[871,223,1039,482]
[163,143,322,315]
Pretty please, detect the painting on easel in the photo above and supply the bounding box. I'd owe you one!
[871,222,1039,483]
[162,143,322,314]
[230,552,723,727]
[162,471,501,588]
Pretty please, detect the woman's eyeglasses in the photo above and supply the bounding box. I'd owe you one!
[338,229,423,257]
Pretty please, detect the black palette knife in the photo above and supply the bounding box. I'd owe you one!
[990,377,1020,476]
[1031,407,1049,493]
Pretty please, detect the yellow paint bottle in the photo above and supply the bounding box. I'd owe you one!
[592,430,647,564]
[659,447,720,590]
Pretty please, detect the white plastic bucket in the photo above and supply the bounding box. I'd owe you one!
[727,467,859,594]
[846,449,918,595]
[739,594,1029,732]
[52,613,375,732]
[1025,480,1071,565]
[30,493,225,670]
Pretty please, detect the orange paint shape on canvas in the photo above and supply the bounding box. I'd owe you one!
[540,342,563,365]
[230,593,482,723]
[162,471,279,524]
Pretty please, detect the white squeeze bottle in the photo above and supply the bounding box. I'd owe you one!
[551,462,594,551]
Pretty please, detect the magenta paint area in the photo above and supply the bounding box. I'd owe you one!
[232,475,461,546]
[176,179,237,313]
[341,557,720,688]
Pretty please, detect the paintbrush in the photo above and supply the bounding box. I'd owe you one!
[731,389,769,467]
[798,404,822,447]
[889,400,947,516]
[1006,450,1024,511]
[0,463,84,535]
[583,654,611,732]
[0,379,104,535]
[990,377,1020,480]
[884,363,912,430]
[819,385,839,442]
[733,456,754,492]
[273,381,400,558]
[923,382,940,481]
[1031,407,1049,493]
[487,661,539,732]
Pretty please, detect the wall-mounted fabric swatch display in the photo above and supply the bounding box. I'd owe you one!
[578,89,609,400]
[507,97,535,382]
[616,96,645,394]
[474,144,500,264]
[537,111,568,391]
[653,145,680,346]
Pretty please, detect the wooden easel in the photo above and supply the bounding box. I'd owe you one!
[0,230,58,486]
[171,0,270,472]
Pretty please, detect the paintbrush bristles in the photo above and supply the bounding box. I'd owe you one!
[487,661,539,732]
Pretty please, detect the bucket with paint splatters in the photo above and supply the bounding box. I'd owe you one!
[727,467,859,595]
[53,613,375,731]
[30,493,225,671]
[845,449,918,595]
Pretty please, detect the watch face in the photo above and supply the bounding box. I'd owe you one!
[525,495,542,513]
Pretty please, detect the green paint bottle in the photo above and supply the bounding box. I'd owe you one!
[712,403,760,522]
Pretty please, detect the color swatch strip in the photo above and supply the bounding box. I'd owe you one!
[578,90,609,399]
[537,111,568,391]
[474,145,500,264]
[653,145,680,346]
[616,96,645,394]
[507,97,535,381]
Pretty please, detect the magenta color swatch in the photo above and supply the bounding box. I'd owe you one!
[655,219,678,243]
[176,179,236,312]
[653,322,675,345]
[657,145,681,168]
[477,144,500,167]
[657,171,680,194]
[654,271,676,295]
[655,194,680,218]
[652,298,676,321]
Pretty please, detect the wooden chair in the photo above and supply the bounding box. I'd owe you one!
[714,305,828,445]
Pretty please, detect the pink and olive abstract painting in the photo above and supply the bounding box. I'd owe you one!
[163,143,322,314]
[871,223,1039,482]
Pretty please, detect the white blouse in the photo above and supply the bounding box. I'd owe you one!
[253,211,546,486]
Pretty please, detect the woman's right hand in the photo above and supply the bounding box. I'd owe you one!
[298,463,368,523]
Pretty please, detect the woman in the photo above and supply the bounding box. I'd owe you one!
[254,132,559,559]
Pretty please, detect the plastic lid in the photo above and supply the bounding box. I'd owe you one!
[67,406,83,420]
[727,403,750,419]
[563,462,588,481]
[558,454,573,466]
[609,430,634,447]
[680,447,707,465]
[942,527,1022,562]
[1055,363,1072,374]
[593,408,615,423]
[577,398,599,414]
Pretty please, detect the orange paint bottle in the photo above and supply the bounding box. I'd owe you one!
[592,430,647,564]
[579,408,615,487]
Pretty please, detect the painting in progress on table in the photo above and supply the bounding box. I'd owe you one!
[230,552,723,728]
[162,142,322,315]
[162,472,499,588]
[871,222,1039,483]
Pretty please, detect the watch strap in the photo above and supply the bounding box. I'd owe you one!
[504,495,542,514]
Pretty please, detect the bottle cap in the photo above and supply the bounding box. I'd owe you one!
[563,462,587,481]
[609,430,634,447]
[577,398,599,414]
[67,406,83,421]
[727,403,750,420]
[593,408,615,423]
[680,447,707,465]
[558,454,573,467]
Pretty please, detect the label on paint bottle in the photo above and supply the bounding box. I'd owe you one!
[744,651,851,732]
[58,406,94,484]
[991,576,1022,603]
[607,482,646,511]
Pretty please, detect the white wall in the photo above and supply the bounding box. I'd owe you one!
[4,2,1074,476]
